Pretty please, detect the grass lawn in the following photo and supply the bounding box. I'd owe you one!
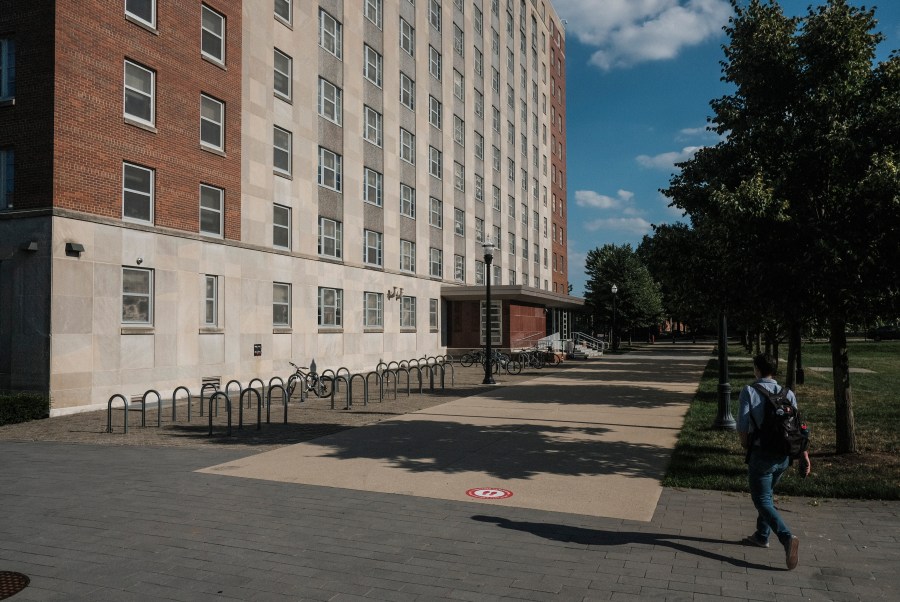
[663,340,900,499]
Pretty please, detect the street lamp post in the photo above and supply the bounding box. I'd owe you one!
[712,308,736,430]
[482,239,496,385]
[611,284,618,352]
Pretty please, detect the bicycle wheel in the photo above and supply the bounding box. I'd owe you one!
[315,376,333,398]
[547,353,561,367]
[506,358,522,375]
[460,353,474,367]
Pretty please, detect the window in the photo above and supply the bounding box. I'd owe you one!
[400,239,416,272]
[475,174,484,202]
[274,0,291,24]
[201,5,225,64]
[364,45,382,87]
[0,39,13,101]
[521,203,528,225]
[318,217,343,258]
[124,60,154,126]
[492,106,500,132]
[429,46,442,81]
[523,237,529,259]
[429,96,442,129]
[475,260,485,284]
[126,0,155,27]
[365,0,383,28]
[429,147,442,179]
[474,5,483,34]
[204,275,218,326]
[200,94,224,150]
[429,0,442,31]
[453,162,465,191]
[492,146,501,171]
[363,168,383,206]
[400,296,416,328]
[533,210,539,231]
[122,267,153,324]
[492,185,501,211]
[318,287,343,327]
[273,126,292,176]
[400,184,416,218]
[363,106,382,146]
[364,292,384,327]
[319,10,342,58]
[199,184,223,236]
[429,197,443,228]
[453,115,465,147]
[318,78,342,124]
[430,298,440,330]
[273,283,291,327]
[454,208,465,236]
[0,149,12,210]
[274,49,292,101]
[364,230,383,266]
[429,248,443,277]
[508,194,515,216]
[475,217,484,243]
[474,47,483,77]
[475,132,484,160]
[400,72,415,109]
[508,232,515,254]
[318,147,342,191]
[509,269,516,285]
[453,69,464,100]
[400,18,415,55]
[534,242,540,263]
[273,203,291,249]
[454,255,465,281]
[493,225,501,247]
[122,162,154,223]
[400,128,415,164]
[474,89,484,118]
[491,28,500,56]
[454,24,464,57]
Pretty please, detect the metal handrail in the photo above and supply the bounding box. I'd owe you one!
[572,331,609,352]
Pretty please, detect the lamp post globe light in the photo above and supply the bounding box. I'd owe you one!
[482,239,496,385]
[611,284,618,352]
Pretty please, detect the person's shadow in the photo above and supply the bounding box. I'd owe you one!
[471,515,776,571]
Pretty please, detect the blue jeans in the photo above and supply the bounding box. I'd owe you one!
[748,450,792,545]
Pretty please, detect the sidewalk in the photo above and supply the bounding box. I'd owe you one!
[1,343,898,601]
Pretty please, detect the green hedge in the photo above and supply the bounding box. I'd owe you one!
[0,392,51,426]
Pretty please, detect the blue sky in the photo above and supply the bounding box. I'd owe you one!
[555,0,900,296]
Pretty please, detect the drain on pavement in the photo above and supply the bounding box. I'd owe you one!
[0,572,30,600]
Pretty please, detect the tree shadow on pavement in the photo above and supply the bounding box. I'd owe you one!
[471,515,774,571]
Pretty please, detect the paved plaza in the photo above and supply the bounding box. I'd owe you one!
[1,344,898,601]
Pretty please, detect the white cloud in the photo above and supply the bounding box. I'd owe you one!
[555,0,732,71]
[584,217,653,236]
[574,189,634,209]
[636,146,701,170]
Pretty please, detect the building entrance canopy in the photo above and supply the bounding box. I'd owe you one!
[440,285,584,310]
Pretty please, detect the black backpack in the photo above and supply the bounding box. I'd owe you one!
[747,384,809,460]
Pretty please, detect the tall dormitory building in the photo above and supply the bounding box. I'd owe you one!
[0,0,578,415]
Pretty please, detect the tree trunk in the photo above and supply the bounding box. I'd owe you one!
[830,317,857,454]
[754,331,762,355]
[785,321,800,390]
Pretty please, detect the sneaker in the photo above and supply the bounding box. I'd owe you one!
[785,536,799,570]
[742,534,769,548]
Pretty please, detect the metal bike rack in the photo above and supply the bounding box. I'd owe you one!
[200,382,218,417]
[330,375,352,410]
[348,373,367,407]
[207,391,232,437]
[442,361,455,386]
[366,371,383,403]
[225,380,242,408]
[266,384,289,424]
[286,373,302,401]
[382,369,398,400]
[106,394,129,433]
[172,386,191,422]
[409,365,424,393]
[409,358,421,369]
[239,388,262,430]
[143,389,162,427]
[246,378,264,408]
[334,367,351,393]
[387,361,400,372]
[399,360,409,370]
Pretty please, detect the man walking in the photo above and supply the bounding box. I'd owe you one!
[738,353,811,570]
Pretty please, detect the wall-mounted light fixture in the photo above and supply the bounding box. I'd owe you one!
[387,286,404,300]
[65,242,85,257]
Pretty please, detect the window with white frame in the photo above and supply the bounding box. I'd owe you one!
[428,147,442,179]
[534,242,539,263]
[475,132,484,159]
[124,60,154,125]
[429,0,442,31]
[274,0,291,24]
[453,162,464,191]
[400,17,415,55]
[508,158,515,182]
[318,287,342,327]
[429,248,443,277]
[122,162,154,223]
[454,24,464,57]
[474,47,483,77]
[474,89,484,118]
[363,230,383,266]
[491,67,500,92]
[508,194,515,216]
[454,255,465,281]
[509,268,518,285]
[400,295,416,328]
[400,183,415,218]
[430,298,439,330]
[0,148,13,210]
[200,94,224,150]
[453,115,465,147]
[493,225,501,247]
[274,49,292,101]
[508,232,515,254]
[453,69,464,101]
[492,145,501,172]
[544,247,548,268]
[365,0,383,28]
[522,237,529,259]
[363,105,382,146]
[475,174,484,202]
[475,217,484,243]
[492,185,501,210]
[319,10,342,58]
[126,0,156,28]
[273,283,292,326]
[454,208,465,237]
[400,128,415,164]
[363,45,382,87]
[273,203,291,249]
[122,267,153,324]
[454,0,464,12]
[318,147,342,191]
[363,168,383,206]
[318,217,343,258]
[400,72,415,109]
[475,260,485,285]
[474,5,483,34]
[199,184,223,236]
[533,210,539,231]
[429,46,442,81]
[400,239,416,272]
[318,78,342,124]
[429,197,443,228]
[521,203,528,225]
[204,274,218,326]
[429,96,442,129]
[201,5,225,64]
[273,126,291,175]
[0,39,14,101]
[491,28,500,55]
[493,264,501,284]
[364,292,384,327]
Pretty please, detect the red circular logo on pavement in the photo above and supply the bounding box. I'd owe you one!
[466,488,513,500]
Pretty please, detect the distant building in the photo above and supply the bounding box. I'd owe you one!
[0,0,578,415]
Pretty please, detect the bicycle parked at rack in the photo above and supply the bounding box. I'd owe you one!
[287,361,333,398]
[460,349,522,374]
